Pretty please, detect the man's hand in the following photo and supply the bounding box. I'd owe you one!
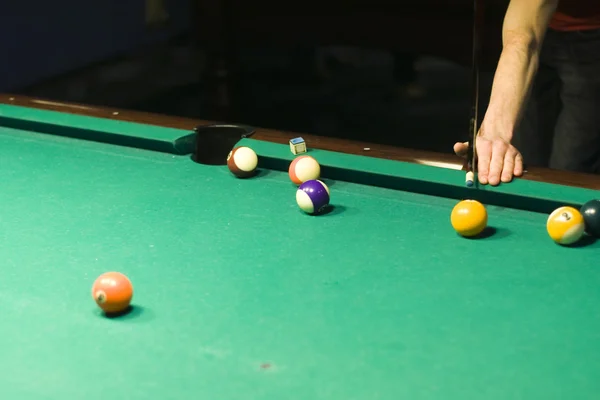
[452,0,557,185]
[453,131,524,185]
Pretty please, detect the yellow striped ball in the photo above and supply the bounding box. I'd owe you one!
[546,206,585,245]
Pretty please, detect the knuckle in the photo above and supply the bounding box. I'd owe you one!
[493,140,509,151]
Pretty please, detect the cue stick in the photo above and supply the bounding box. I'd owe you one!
[466,0,484,187]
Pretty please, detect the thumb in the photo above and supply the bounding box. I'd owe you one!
[453,141,469,157]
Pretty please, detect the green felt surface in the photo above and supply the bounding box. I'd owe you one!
[0,103,190,154]
[1,118,600,400]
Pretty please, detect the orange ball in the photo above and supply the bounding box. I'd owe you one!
[546,206,585,245]
[92,272,133,314]
[451,200,488,237]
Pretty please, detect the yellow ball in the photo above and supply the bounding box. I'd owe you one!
[451,200,488,237]
[547,206,585,245]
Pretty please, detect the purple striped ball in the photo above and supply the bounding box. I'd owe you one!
[296,180,330,214]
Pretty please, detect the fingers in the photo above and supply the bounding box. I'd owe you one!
[455,138,523,185]
[501,148,524,182]
[502,149,516,183]
[476,140,492,184]
[513,152,524,176]
[486,141,508,185]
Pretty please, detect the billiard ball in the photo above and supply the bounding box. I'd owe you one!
[296,179,330,214]
[289,155,321,185]
[227,146,258,178]
[450,199,488,237]
[580,199,600,238]
[92,272,133,314]
[546,206,585,245]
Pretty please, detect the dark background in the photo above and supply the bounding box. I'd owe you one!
[3,1,500,155]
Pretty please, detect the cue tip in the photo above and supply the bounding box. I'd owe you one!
[466,171,474,187]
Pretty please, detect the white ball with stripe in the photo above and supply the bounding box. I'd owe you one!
[227,146,258,178]
[289,155,320,185]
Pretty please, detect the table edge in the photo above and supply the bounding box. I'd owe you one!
[0,93,598,191]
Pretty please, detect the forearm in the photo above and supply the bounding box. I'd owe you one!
[481,0,558,140]
[484,35,541,140]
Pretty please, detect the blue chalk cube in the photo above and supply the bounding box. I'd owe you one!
[289,137,307,155]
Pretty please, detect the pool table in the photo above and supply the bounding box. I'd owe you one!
[0,94,599,400]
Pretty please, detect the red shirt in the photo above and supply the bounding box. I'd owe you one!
[549,1,600,31]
